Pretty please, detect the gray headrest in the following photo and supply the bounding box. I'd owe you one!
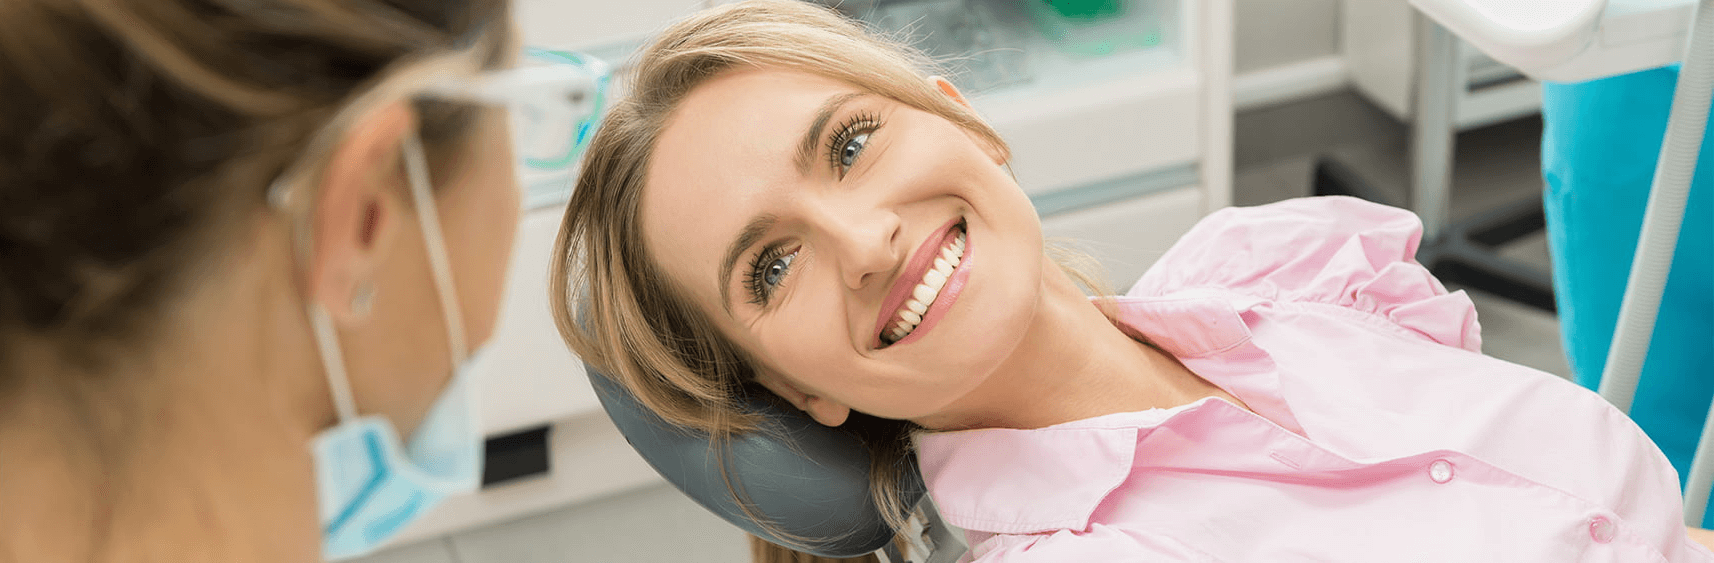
[584,363,924,557]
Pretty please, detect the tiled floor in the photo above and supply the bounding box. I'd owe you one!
[355,90,1576,563]
[353,484,753,563]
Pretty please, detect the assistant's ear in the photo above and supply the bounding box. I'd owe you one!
[753,370,852,427]
[928,75,970,108]
[306,101,415,323]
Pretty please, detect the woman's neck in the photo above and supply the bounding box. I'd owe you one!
[924,259,1241,430]
[0,258,329,563]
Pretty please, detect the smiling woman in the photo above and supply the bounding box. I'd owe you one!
[554,1,1714,562]
[550,0,1020,545]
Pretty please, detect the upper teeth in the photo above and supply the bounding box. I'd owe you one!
[884,230,966,344]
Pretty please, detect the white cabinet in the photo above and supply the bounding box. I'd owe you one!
[388,0,1234,548]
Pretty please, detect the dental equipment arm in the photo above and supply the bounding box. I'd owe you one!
[1408,0,1714,525]
[1410,0,1695,82]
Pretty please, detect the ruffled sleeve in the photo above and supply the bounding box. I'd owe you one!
[960,525,1215,562]
[1130,196,1480,352]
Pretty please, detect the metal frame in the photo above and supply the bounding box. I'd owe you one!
[875,497,968,563]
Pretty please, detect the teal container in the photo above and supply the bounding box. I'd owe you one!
[1042,0,1122,19]
[1024,0,1163,56]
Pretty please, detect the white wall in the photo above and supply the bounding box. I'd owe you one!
[518,0,1347,87]
[1233,0,1340,73]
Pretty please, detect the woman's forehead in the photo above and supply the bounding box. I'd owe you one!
[662,69,861,147]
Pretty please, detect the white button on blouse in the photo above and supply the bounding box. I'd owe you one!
[1428,459,1455,484]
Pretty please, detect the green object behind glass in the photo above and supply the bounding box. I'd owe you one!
[1027,0,1161,56]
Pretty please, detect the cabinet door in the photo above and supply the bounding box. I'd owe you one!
[1038,185,1205,292]
[481,205,597,436]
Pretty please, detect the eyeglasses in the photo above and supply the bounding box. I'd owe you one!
[268,47,610,216]
[425,48,612,207]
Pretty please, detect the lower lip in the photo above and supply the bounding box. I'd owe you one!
[887,231,972,348]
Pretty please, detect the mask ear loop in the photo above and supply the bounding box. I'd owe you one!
[270,171,361,425]
[288,132,467,427]
[310,306,361,423]
[400,133,469,367]
[262,48,489,428]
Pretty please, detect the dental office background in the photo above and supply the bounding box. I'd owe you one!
[355,1,1567,561]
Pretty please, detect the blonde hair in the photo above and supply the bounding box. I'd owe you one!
[750,535,881,563]
[551,0,1109,552]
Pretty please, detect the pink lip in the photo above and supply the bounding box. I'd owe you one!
[870,217,970,349]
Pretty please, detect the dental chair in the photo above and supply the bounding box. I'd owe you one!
[584,365,966,562]
[1408,0,1714,524]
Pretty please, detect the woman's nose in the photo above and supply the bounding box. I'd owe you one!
[814,202,900,290]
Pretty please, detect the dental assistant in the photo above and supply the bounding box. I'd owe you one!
[0,0,557,560]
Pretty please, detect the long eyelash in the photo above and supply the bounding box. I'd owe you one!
[825,111,884,170]
[744,244,790,305]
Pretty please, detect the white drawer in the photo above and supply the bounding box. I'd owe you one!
[977,65,1202,196]
[1038,184,1206,292]
[479,204,599,436]
[390,413,661,547]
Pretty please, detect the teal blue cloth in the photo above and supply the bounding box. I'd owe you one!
[1542,65,1714,526]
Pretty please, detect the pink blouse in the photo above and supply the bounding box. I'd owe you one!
[917,197,1714,562]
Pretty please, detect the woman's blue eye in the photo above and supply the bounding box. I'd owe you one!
[764,253,794,286]
[839,133,870,168]
[747,248,798,305]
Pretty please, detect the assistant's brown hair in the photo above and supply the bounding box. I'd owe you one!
[0,0,511,375]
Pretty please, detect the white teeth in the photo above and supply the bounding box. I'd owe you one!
[923,269,947,290]
[882,228,968,345]
[912,283,937,304]
[900,309,923,325]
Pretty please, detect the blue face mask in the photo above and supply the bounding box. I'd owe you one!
[308,134,488,561]
[311,352,488,560]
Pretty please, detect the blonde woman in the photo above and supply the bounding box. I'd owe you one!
[0,0,602,560]
[555,1,1714,560]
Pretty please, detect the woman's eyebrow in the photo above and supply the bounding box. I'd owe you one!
[794,91,867,175]
[719,213,779,316]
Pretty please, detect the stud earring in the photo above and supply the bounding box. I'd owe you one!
[351,283,376,318]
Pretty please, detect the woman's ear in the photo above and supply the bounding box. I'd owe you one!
[754,370,851,427]
[306,101,415,323]
[929,75,1007,166]
[803,396,850,427]
[928,75,970,108]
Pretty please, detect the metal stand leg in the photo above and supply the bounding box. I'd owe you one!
[1413,14,1459,242]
